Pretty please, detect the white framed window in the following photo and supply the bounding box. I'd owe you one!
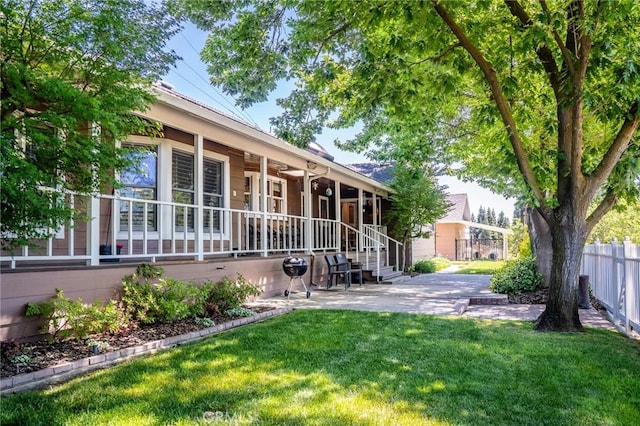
[243,173,287,214]
[172,150,194,231]
[119,144,158,232]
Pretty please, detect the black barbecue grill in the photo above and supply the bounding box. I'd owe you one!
[282,257,310,298]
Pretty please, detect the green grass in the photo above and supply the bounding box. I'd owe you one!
[2,310,639,425]
[455,260,506,274]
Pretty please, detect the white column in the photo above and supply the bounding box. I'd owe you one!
[372,193,378,228]
[358,188,364,248]
[304,170,312,253]
[260,156,268,257]
[334,180,341,251]
[195,134,204,261]
[87,196,101,266]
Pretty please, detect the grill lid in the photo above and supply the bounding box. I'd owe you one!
[282,257,308,277]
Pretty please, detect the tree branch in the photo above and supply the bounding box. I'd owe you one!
[586,101,640,197]
[505,0,563,99]
[431,0,544,203]
[407,42,461,66]
[539,0,576,77]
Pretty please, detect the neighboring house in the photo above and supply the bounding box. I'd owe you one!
[413,194,513,262]
[0,85,402,340]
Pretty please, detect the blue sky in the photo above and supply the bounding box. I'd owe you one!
[162,22,516,219]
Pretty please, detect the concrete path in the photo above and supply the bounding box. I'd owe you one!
[261,273,618,332]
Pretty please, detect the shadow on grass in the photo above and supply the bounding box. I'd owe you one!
[2,310,639,425]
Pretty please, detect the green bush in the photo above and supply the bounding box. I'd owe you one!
[431,257,452,271]
[121,273,207,325]
[408,259,436,274]
[519,234,532,258]
[25,289,127,341]
[489,256,542,295]
[203,274,262,316]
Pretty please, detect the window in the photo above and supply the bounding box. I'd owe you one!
[172,150,194,231]
[268,179,285,213]
[120,145,157,231]
[203,157,223,231]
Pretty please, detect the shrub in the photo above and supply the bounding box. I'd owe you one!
[121,274,207,325]
[431,257,452,271]
[519,234,532,258]
[25,289,127,341]
[408,259,436,274]
[203,274,262,316]
[225,307,256,318]
[489,256,542,295]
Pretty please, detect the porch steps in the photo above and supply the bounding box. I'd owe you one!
[365,265,404,283]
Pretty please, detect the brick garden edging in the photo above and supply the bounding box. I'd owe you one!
[1,307,293,395]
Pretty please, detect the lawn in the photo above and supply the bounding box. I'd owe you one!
[2,310,639,425]
[454,260,505,275]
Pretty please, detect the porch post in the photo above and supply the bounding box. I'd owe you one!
[195,134,204,261]
[87,122,101,266]
[372,193,378,228]
[334,180,341,251]
[502,231,508,260]
[358,188,364,249]
[87,196,101,266]
[304,169,312,253]
[260,155,268,257]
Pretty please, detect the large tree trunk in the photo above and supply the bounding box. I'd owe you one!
[534,206,588,332]
[528,208,552,288]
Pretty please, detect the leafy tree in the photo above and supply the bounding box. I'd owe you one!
[588,200,640,244]
[385,165,450,272]
[178,1,640,331]
[508,218,528,259]
[1,0,179,248]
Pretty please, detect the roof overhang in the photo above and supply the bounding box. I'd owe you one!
[145,86,391,196]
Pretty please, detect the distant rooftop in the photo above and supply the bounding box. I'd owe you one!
[440,193,469,221]
[344,162,395,184]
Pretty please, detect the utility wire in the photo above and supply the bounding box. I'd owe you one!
[178,33,260,128]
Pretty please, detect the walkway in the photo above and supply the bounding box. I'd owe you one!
[264,273,617,331]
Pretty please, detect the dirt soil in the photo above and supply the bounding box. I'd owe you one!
[1,305,274,379]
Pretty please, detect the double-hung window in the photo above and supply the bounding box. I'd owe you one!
[120,145,157,231]
[203,157,223,232]
[172,150,195,231]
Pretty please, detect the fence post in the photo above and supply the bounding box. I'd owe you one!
[611,237,621,327]
[623,236,633,334]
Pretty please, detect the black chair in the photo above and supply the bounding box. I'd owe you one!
[324,255,351,290]
[336,253,363,286]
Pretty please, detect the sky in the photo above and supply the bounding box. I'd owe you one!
[162,22,516,219]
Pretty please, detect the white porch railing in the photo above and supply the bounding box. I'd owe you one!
[581,237,640,336]
[362,224,387,250]
[342,223,403,281]
[2,194,398,268]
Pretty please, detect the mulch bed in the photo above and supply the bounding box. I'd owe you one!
[1,305,274,379]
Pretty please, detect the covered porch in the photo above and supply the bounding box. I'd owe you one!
[1,85,402,275]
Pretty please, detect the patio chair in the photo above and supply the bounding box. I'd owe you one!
[336,253,363,286]
[324,254,351,290]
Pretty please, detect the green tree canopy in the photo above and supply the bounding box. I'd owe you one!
[177,0,640,331]
[1,0,179,248]
[386,164,451,271]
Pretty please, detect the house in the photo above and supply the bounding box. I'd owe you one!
[342,165,512,262]
[0,85,403,340]
[413,193,512,262]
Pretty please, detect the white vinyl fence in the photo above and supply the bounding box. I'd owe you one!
[581,238,640,336]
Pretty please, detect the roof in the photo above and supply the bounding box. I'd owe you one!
[149,84,392,195]
[440,193,470,222]
[344,162,395,184]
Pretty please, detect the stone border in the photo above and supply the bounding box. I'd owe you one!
[1,307,292,395]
